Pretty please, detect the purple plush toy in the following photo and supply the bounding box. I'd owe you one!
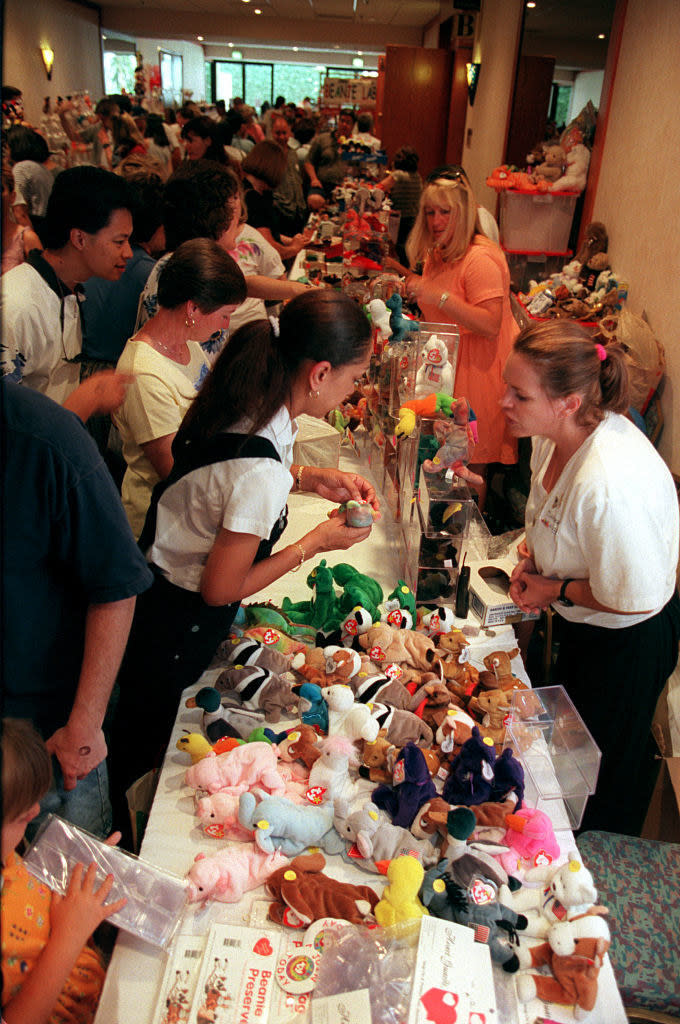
[442,726,497,806]
[371,741,438,828]
[490,747,525,805]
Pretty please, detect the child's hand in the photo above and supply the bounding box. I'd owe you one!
[50,863,127,952]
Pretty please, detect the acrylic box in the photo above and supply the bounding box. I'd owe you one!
[505,685,602,831]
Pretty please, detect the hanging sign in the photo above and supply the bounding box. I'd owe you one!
[322,77,377,107]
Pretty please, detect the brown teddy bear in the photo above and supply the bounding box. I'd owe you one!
[533,144,566,183]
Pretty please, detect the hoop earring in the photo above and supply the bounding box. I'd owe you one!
[308,389,320,399]
[185,316,195,329]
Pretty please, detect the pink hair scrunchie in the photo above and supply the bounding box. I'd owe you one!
[594,343,607,362]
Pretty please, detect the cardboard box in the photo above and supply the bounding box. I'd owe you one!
[468,556,540,627]
[642,681,680,842]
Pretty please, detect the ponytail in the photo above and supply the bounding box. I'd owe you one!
[597,340,629,416]
[178,289,371,445]
[514,320,630,427]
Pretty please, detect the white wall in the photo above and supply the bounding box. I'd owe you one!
[568,70,604,122]
[135,37,207,105]
[4,0,104,127]
[592,0,680,471]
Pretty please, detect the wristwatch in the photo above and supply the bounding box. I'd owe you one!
[557,578,575,607]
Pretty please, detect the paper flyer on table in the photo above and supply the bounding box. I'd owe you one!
[185,923,282,1024]
[151,933,208,1024]
[407,917,497,1024]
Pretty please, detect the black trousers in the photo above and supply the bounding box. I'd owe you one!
[552,590,680,836]
[108,569,239,836]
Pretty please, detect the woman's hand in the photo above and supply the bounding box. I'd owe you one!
[305,511,372,553]
[509,569,559,614]
[50,862,127,952]
[302,467,380,512]
[516,538,533,561]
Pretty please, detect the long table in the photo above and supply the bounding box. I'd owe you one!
[95,444,626,1024]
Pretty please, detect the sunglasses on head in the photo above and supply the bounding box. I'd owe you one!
[426,165,468,184]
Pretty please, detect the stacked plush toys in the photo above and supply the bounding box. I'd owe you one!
[176,562,613,1019]
[519,220,628,323]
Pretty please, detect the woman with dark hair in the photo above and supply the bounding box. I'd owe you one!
[110,289,377,824]
[143,113,173,179]
[242,140,309,262]
[404,171,518,505]
[113,238,247,538]
[5,124,54,240]
[378,145,422,263]
[503,319,680,835]
[181,115,228,164]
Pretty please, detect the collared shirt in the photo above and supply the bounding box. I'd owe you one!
[1,250,84,403]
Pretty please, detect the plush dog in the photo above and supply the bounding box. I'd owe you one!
[359,622,436,670]
[265,852,379,927]
[275,724,321,769]
[516,913,611,1016]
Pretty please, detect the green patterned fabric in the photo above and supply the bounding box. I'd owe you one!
[578,831,680,1014]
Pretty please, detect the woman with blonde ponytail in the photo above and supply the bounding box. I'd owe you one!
[110,290,377,824]
[501,319,680,835]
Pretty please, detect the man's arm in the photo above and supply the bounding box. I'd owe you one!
[45,597,136,789]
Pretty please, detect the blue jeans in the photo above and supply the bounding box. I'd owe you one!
[26,758,112,843]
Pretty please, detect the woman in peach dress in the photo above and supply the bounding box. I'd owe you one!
[404,168,518,505]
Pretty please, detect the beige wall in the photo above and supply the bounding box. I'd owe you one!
[136,37,207,106]
[460,0,524,211]
[592,0,680,471]
[4,0,104,127]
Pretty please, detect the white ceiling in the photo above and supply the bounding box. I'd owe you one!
[100,0,617,70]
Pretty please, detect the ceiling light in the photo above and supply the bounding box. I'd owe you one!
[232,50,243,59]
[358,51,363,56]
[598,33,606,39]
[526,2,536,7]
[197,35,204,41]
[293,46,299,52]
[228,42,234,47]
[353,57,364,68]
[254,7,262,12]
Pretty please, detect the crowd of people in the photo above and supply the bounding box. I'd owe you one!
[2,80,679,1024]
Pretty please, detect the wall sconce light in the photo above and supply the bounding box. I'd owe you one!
[466,61,481,106]
[41,46,55,80]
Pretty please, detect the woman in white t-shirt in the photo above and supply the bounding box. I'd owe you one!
[111,290,378,816]
[502,319,680,835]
[114,238,247,539]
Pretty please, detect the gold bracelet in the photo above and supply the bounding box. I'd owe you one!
[289,542,306,573]
[296,465,305,491]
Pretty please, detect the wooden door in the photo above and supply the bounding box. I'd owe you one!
[380,45,453,178]
[505,55,555,168]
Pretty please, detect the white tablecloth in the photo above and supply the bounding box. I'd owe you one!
[95,442,626,1024]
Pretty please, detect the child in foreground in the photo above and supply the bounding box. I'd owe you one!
[1,718,126,1024]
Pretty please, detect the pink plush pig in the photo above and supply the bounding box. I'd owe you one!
[186,844,289,902]
[185,742,284,795]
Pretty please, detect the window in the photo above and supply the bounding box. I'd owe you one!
[273,64,323,105]
[214,62,244,106]
[245,64,273,111]
[102,37,137,96]
[160,50,183,107]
